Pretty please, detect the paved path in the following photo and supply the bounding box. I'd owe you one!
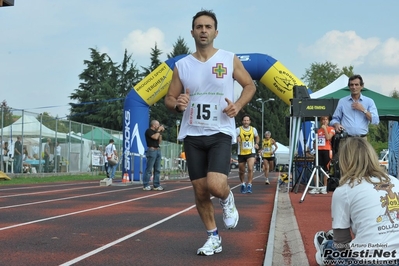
[267,184,310,266]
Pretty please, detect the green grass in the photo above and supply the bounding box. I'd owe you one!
[0,173,108,186]
[0,170,185,186]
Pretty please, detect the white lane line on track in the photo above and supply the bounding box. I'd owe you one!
[0,186,192,231]
[0,185,101,198]
[0,187,140,210]
[58,203,198,266]
[0,181,98,191]
[59,183,241,266]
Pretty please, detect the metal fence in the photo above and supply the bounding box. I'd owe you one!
[0,108,184,177]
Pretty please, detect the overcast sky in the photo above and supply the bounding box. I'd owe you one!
[1,0,399,118]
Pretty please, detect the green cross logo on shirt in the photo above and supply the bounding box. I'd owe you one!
[212,63,227,78]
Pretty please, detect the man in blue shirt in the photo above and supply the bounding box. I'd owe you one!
[330,75,379,137]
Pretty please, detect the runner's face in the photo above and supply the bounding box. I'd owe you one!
[242,117,251,127]
[191,15,218,47]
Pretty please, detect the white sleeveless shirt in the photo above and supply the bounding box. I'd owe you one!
[176,49,236,143]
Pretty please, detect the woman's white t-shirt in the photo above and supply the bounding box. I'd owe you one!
[332,175,399,260]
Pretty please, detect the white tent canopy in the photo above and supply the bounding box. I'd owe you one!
[309,74,348,99]
[275,141,289,153]
[1,113,68,139]
[275,141,289,166]
[1,114,96,172]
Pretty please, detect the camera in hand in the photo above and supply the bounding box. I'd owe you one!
[335,129,348,139]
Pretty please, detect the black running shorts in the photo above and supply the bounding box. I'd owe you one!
[184,133,232,181]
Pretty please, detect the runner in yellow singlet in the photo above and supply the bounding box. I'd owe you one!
[261,131,278,185]
[236,114,259,193]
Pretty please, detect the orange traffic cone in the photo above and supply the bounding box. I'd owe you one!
[123,173,128,183]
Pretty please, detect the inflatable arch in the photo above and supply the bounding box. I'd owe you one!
[123,53,305,181]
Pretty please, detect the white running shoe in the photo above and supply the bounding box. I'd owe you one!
[265,178,270,185]
[309,188,319,194]
[153,186,164,191]
[319,186,327,194]
[197,235,222,256]
[219,191,239,229]
[143,186,151,191]
[325,229,334,241]
[314,231,328,265]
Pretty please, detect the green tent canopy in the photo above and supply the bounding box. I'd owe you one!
[40,134,85,144]
[321,88,399,121]
[82,128,122,146]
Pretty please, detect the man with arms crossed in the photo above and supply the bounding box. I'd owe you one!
[236,114,259,194]
[165,9,256,256]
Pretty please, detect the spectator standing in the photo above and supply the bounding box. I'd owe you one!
[261,131,278,185]
[44,138,51,173]
[2,141,10,172]
[309,116,335,194]
[236,114,259,193]
[100,146,108,177]
[330,74,379,138]
[143,120,165,191]
[0,138,4,171]
[105,139,117,179]
[164,9,256,256]
[13,136,23,173]
[0,137,3,158]
[55,142,61,172]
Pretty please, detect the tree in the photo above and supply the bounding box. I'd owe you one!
[69,48,140,130]
[69,48,116,126]
[112,49,141,128]
[301,61,354,92]
[390,88,399,99]
[118,49,141,96]
[0,100,13,128]
[371,88,399,146]
[140,43,163,78]
[39,112,70,133]
[167,36,191,59]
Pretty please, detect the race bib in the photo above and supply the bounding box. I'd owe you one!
[318,137,326,147]
[188,102,220,127]
[242,141,253,150]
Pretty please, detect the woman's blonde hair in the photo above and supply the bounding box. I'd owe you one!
[338,137,389,187]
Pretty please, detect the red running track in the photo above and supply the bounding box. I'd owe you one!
[289,183,333,266]
[0,171,278,266]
